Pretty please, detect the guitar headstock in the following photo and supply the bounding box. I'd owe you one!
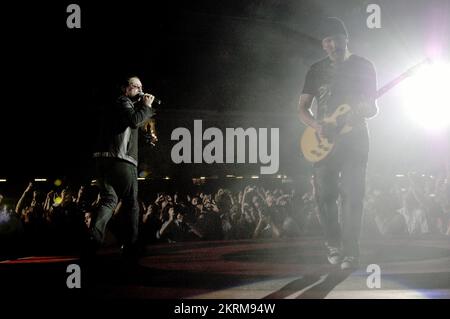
[404,58,432,77]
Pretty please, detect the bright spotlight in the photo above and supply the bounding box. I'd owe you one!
[401,62,450,130]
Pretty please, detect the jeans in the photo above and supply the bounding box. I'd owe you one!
[91,158,139,247]
[313,136,368,258]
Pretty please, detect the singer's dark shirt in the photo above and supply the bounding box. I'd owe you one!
[93,96,155,166]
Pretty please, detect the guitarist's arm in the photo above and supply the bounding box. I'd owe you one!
[358,100,378,119]
[355,61,379,119]
[351,97,378,125]
[298,93,324,136]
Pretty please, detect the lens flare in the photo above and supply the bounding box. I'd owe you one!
[401,62,450,131]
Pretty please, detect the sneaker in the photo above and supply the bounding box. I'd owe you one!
[340,256,359,270]
[327,247,342,265]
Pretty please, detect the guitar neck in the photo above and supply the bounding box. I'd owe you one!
[376,58,430,99]
[376,73,410,98]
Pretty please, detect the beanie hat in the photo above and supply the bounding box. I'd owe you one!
[317,17,349,40]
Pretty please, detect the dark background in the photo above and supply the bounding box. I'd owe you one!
[1,0,449,187]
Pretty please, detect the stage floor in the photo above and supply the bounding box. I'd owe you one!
[1,236,450,299]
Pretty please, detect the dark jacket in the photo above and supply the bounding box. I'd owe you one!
[93,95,155,166]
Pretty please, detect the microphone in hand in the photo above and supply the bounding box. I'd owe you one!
[137,92,162,105]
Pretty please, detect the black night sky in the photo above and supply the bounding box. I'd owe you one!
[1,0,449,184]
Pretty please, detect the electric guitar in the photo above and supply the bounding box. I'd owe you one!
[300,58,430,163]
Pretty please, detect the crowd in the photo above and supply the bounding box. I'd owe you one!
[363,172,450,237]
[0,171,449,258]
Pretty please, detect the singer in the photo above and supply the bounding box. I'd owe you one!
[88,75,156,261]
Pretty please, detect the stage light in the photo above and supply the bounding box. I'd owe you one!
[54,179,62,187]
[34,178,47,182]
[0,179,6,182]
[401,62,450,130]
[137,177,146,181]
[251,175,259,179]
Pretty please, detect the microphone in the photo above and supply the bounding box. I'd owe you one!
[137,92,162,105]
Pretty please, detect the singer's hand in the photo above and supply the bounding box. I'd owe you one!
[143,93,155,107]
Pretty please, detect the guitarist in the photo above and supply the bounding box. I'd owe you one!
[298,17,378,270]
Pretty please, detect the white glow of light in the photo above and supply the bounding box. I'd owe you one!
[401,62,450,130]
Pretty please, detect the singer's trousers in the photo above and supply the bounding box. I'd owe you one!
[91,158,139,248]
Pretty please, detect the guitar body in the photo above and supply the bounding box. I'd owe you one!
[300,103,353,163]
